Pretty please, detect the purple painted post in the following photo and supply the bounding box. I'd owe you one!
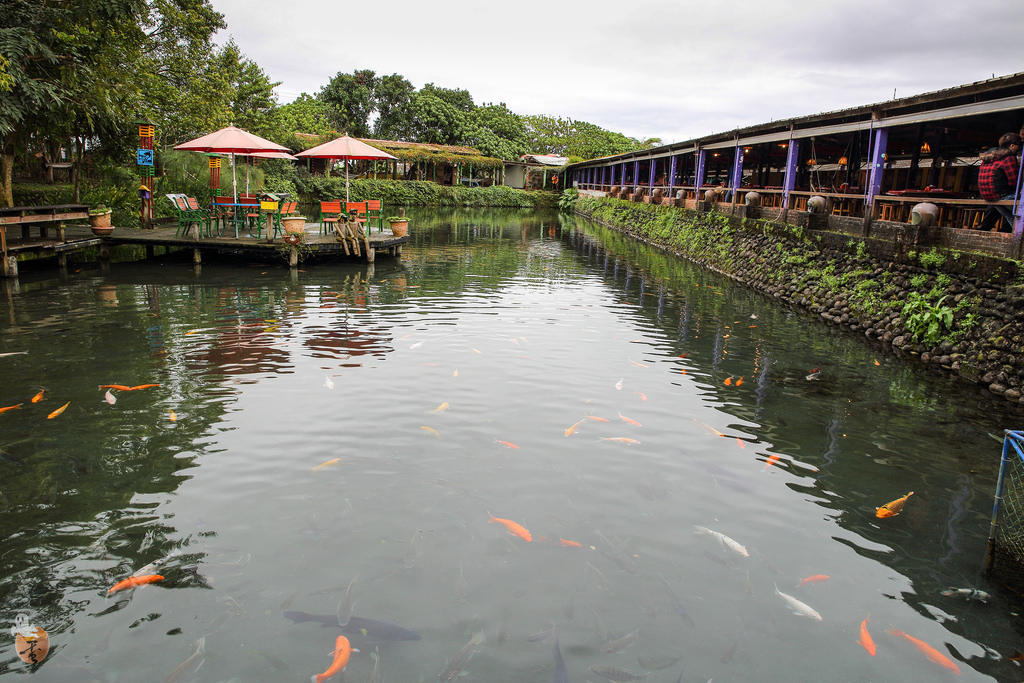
[610,163,616,187]
[669,155,678,196]
[695,149,706,196]
[865,128,888,208]
[782,139,800,208]
[601,166,607,188]
[620,162,626,187]
[729,144,744,202]
[648,158,657,188]
[633,160,640,190]
[1014,146,1024,237]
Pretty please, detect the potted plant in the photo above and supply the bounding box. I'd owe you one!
[88,205,113,235]
[280,214,306,236]
[386,215,409,237]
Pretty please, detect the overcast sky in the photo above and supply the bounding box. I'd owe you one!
[211,0,1024,145]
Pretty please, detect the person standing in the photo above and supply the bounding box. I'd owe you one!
[978,132,1021,232]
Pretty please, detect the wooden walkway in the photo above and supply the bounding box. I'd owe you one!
[104,224,408,264]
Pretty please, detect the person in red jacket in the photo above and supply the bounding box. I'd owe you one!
[978,132,1021,232]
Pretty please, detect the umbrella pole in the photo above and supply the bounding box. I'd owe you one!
[346,161,350,203]
[232,153,238,203]
[246,156,250,195]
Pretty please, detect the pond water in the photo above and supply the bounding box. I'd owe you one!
[1,207,1022,682]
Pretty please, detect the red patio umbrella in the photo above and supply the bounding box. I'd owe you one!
[295,136,397,202]
[174,126,290,202]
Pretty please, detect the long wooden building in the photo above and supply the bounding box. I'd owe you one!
[566,72,1024,247]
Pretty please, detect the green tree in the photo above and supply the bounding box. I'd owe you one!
[208,39,280,137]
[319,69,377,137]
[372,73,416,140]
[466,103,529,160]
[277,93,334,138]
[409,90,469,145]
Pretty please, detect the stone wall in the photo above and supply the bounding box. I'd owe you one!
[574,195,1024,408]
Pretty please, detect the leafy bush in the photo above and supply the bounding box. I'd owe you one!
[901,293,953,345]
[557,188,579,212]
[292,176,553,209]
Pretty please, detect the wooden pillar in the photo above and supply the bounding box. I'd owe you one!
[192,248,201,264]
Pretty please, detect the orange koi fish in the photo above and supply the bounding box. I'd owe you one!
[679,368,687,375]
[312,635,352,683]
[873,359,881,366]
[678,353,688,358]
[724,377,733,386]
[420,426,441,438]
[857,616,876,656]
[600,437,641,445]
[885,628,960,675]
[169,411,177,422]
[31,390,45,403]
[488,513,532,542]
[636,392,647,401]
[98,384,132,391]
[797,574,830,587]
[127,384,160,391]
[736,437,745,449]
[735,376,744,387]
[108,574,164,594]
[0,403,23,414]
[618,413,642,426]
[763,454,781,470]
[47,401,70,419]
[586,415,610,422]
[876,491,914,518]
[496,440,519,449]
[560,538,582,548]
[431,402,450,413]
[564,419,585,437]
[313,458,341,471]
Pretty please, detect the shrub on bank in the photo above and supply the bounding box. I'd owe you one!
[293,176,554,209]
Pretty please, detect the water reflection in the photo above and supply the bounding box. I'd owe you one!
[0,208,1022,680]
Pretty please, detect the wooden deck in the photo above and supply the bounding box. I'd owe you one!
[104,224,408,263]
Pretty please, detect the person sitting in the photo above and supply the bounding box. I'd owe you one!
[978,132,1021,232]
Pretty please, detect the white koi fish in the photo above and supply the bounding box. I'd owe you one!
[774,584,822,621]
[694,526,749,558]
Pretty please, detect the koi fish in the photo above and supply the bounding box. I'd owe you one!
[735,376,744,386]
[876,491,914,518]
[806,368,821,381]
[724,377,733,386]
[324,376,334,389]
[586,415,610,422]
[108,574,164,594]
[469,346,481,354]
[857,616,876,656]
[313,458,341,471]
[438,630,485,682]
[797,574,830,587]
[589,664,650,681]
[679,368,687,374]
[127,384,160,390]
[559,538,582,548]
[104,389,116,405]
[488,513,532,542]
[601,437,641,445]
[169,411,176,422]
[615,378,623,390]
[99,384,132,391]
[939,587,990,602]
[30,390,44,403]
[774,584,822,621]
[336,575,358,627]
[629,360,648,368]
[47,401,70,419]
[601,628,639,654]
[763,454,780,470]
[564,419,585,437]
[420,426,441,438]
[431,402,449,413]
[452,369,458,377]
[695,526,749,558]
[736,437,746,449]
[618,412,642,426]
[312,635,352,683]
[0,403,23,414]
[165,638,205,683]
[885,628,960,675]
[495,439,519,449]
[874,359,881,366]
[691,418,726,437]
[678,353,688,358]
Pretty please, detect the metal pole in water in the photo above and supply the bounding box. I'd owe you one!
[986,430,1018,572]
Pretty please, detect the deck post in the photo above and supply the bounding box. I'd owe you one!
[782,137,800,212]
[695,148,706,199]
[3,256,15,279]
[367,246,375,263]
[192,248,201,265]
[729,143,744,204]
[633,161,640,194]
[669,155,678,199]
[57,253,67,272]
[648,158,656,189]
[288,246,298,268]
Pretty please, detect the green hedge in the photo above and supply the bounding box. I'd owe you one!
[294,177,555,209]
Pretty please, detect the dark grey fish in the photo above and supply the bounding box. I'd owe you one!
[163,638,205,683]
[658,573,695,626]
[526,621,556,643]
[600,628,639,654]
[437,630,485,682]
[0,447,25,466]
[552,636,569,683]
[720,637,739,663]
[283,611,421,641]
[637,655,679,671]
[589,664,649,682]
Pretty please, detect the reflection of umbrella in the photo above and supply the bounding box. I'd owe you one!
[296,136,397,202]
[174,126,290,202]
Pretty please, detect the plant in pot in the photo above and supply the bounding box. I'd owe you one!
[280,214,307,238]
[88,204,114,235]
[386,215,409,237]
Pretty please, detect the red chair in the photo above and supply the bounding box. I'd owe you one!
[320,200,343,236]
[365,199,384,232]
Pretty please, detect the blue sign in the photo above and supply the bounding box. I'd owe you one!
[137,149,154,166]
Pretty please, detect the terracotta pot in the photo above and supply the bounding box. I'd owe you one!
[89,212,112,230]
[281,216,306,235]
[388,220,409,237]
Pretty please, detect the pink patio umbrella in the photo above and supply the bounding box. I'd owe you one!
[295,135,397,202]
[173,125,290,202]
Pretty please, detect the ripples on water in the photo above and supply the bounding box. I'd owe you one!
[0,207,1020,681]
